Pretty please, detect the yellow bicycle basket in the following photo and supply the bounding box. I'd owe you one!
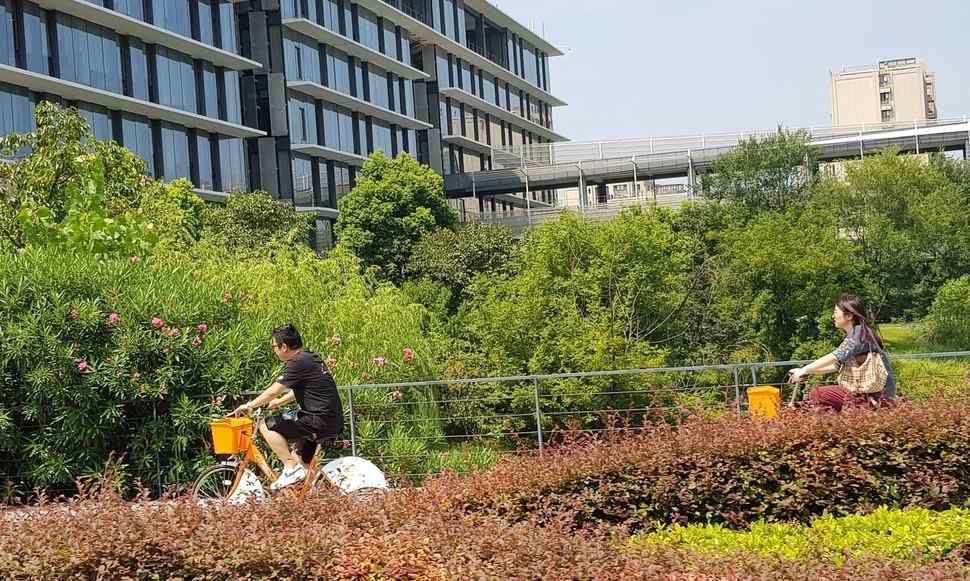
[209,417,254,454]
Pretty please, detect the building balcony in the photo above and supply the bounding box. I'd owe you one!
[290,143,368,166]
[281,18,429,81]
[359,1,567,107]
[33,0,260,71]
[287,80,432,130]
[0,64,264,138]
[439,87,567,142]
[441,133,493,155]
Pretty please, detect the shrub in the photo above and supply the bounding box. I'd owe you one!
[0,489,965,579]
[634,506,970,565]
[926,275,970,349]
[453,400,970,532]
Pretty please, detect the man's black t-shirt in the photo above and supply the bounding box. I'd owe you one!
[277,350,343,431]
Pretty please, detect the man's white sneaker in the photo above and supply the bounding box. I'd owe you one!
[270,465,307,490]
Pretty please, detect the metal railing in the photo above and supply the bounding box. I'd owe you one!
[489,116,970,170]
[328,350,969,482]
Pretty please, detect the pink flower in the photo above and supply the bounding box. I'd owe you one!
[169,327,182,339]
[76,360,92,374]
[68,309,80,321]
[107,313,121,326]
[132,372,141,380]
[349,361,359,370]
[325,356,338,368]
[212,394,226,406]
[222,292,233,303]
[151,316,165,330]
[196,323,208,335]
[403,348,415,363]
[330,335,342,347]
[192,336,203,347]
[341,440,351,449]
[373,356,387,369]
[129,255,141,266]
[392,390,404,401]
[162,347,170,354]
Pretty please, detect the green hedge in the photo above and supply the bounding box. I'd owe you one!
[634,506,970,564]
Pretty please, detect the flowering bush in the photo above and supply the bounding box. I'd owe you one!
[0,245,447,493]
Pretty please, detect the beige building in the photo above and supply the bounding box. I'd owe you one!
[830,58,937,126]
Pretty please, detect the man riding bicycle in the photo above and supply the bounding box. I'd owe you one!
[233,324,343,490]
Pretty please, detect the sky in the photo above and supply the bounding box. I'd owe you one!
[495,0,970,143]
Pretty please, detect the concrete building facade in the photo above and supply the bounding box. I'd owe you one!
[0,0,566,248]
[830,57,937,126]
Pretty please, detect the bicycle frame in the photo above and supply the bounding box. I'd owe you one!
[224,410,325,502]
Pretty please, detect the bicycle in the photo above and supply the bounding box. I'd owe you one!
[191,408,387,503]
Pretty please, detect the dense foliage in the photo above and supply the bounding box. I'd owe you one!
[335,152,457,282]
[458,400,970,531]
[2,404,970,579]
[635,506,970,565]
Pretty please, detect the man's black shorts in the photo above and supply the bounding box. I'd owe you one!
[265,411,341,464]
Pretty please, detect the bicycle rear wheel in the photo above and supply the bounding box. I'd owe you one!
[191,465,239,500]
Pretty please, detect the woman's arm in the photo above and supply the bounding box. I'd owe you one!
[789,353,840,382]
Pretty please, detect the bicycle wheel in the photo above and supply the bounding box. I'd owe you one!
[191,465,239,500]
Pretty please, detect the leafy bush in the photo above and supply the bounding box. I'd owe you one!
[0,488,966,579]
[454,400,970,532]
[926,275,970,349]
[635,506,970,565]
[0,245,447,493]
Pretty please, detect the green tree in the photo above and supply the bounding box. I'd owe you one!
[336,152,457,282]
[405,222,519,311]
[200,191,315,253]
[701,129,818,212]
[809,150,970,318]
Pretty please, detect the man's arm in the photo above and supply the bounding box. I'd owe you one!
[268,390,296,409]
[232,381,289,416]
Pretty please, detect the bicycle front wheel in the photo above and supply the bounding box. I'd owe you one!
[191,465,239,500]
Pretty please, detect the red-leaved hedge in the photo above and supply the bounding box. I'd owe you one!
[0,490,966,579]
[2,400,970,579]
[453,399,970,530]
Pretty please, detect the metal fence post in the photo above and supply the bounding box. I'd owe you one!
[751,367,759,386]
[732,368,742,418]
[533,378,544,452]
[346,386,358,457]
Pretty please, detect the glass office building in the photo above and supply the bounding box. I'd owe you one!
[0,0,565,248]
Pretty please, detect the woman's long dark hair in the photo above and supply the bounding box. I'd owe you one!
[836,294,884,349]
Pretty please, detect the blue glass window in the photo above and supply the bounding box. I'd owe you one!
[77,103,113,141]
[155,46,197,114]
[23,2,50,74]
[218,1,237,53]
[358,6,379,51]
[218,137,246,192]
[0,83,36,139]
[128,39,149,100]
[326,47,351,93]
[202,63,219,118]
[153,0,191,38]
[321,0,342,32]
[121,113,154,174]
[56,14,123,93]
[196,130,214,190]
[223,70,241,123]
[382,21,397,59]
[198,0,214,47]
[284,31,321,83]
[0,1,14,66]
[113,0,144,20]
[435,51,450,87]
[292,154,314,206]
[368,64,389,109]
[288,94,317,145]
[160,122,190,181]
[371,119,392,157]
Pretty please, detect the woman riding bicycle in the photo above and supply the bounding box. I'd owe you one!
[233,324,343,490]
